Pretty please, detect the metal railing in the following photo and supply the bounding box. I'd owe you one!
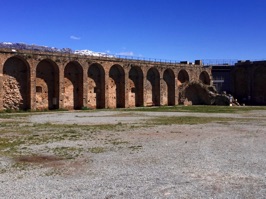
[2,42,266,66]
[202,59,266,66]
[0,43,184,65]
[202,59,238,66]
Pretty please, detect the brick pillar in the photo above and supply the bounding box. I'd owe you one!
[104,64,110,108]
[143,68,147,107]
[174,70,179,105]
[139,67,145,107]
[159,71,164,106]
[0,56,4,110]
[82,61,88,108]
[58,63,65,109]
[124,68,129,108]
[175,76,179,105]
[29,59,38,110]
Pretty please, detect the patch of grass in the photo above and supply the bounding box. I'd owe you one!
[110,139,129,145]
[0,112,32,119]
[123,105,266,113]
[44,169,61,176]
[81,106,92,110]
[12,162,29,171]
[0,169,7,174]
[0,137,25,154]
[148,116,232,125]
[89,147,105,153]
[83,123,128,132]
[52,147,82,159]
[128,145,142,150]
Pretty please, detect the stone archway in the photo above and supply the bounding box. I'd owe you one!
[177,69,189,86]
[163,69,175,106]
[36,60,59,110]
[147,67,160,106]
[64,62,83,109]
[88,63,105,109]
[129,66,144,107]
[3,56,30,110]
[199,71,211,85]
[109,65,125,108]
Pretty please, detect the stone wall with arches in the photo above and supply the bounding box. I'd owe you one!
[0,49,212,110]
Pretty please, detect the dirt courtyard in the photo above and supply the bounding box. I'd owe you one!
[0,108,266,198]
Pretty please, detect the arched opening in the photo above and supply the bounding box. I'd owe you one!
[199,71,211,85]
[88,63,105,109]
[163,69,175,106]
[129,66,144,107]
[3,56,30,110]
[253,66,266,105]
[177,69,189,86]
[64,62,83,109]
[109,65,125,108]
[147,67,160,106]
[36,60,59,110]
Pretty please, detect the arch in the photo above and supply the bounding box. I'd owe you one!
[109,64,125,108]
[129,66,144,107]
[163,69,175,106]
[147,67,160,106]
[177,69,189,86]
[252,66,266,105]
[3,56,30,110]
[64,62,83,109]
[88,63,105,109]
[36,59,59,110]
[199,71,211,85]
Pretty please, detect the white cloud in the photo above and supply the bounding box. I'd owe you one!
[70,35,81,40]
[116,51,134,56]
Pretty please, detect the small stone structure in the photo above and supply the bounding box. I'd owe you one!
[0,48,212,110]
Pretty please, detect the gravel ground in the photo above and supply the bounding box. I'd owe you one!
[1,110,266,198]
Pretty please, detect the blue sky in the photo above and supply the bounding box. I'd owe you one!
[1,0,266,61]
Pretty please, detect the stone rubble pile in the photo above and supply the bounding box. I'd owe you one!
[179,81,240,106]
[3,76,23,110]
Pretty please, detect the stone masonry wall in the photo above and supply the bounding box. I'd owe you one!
[0,49,212,110]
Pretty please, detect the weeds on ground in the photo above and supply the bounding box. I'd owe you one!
[122,105,266,113]
[88,147,105,153]
[148,116,232,125]
[0,107,265,170]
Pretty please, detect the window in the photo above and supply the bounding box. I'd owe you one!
[36,86,42,93]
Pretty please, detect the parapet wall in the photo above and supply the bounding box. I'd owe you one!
[0,48,212,110]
